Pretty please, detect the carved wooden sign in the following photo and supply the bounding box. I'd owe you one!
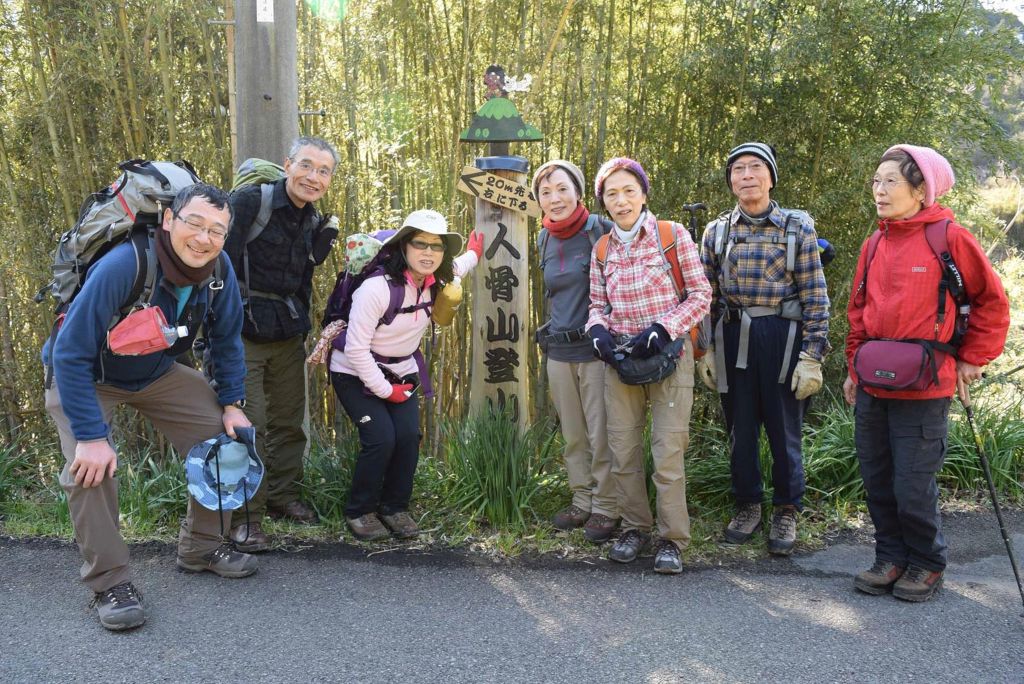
[457,166,541,218]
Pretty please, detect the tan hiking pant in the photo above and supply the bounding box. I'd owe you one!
[604,346,695,551]
[547,359,617,518]
[45,363,233,593]
[234,336,309,526]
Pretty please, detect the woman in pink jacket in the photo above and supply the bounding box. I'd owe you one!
[844,145,1009,602]
[330,210,482,541]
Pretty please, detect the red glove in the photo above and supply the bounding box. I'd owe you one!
[386,383,414,403]
[467,231,484,259]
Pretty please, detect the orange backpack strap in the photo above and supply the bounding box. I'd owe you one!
[656,220,705,358]
[657,221,685,300]
[595,233,611,273]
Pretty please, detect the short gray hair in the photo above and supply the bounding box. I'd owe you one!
[288,136,340,168]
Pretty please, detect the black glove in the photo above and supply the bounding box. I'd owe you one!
[310,215,340,265]
[627,323,670,360]
[589,325,617,366]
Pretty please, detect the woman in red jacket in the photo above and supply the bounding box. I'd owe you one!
[843,144,1009,602]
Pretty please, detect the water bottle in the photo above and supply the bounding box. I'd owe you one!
[432,277,463,327]
[161,323,189,346]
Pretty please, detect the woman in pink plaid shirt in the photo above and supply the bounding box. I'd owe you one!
[586,157,712,574]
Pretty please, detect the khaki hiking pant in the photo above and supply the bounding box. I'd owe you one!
[604,346,695,551]
[547,359,617,518]
[45,363,233,593]
[234,336,309,526]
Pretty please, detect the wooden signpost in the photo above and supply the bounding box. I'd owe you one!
[458,66,543,430]
[457,166,541,218]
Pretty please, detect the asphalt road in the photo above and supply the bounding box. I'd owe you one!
[2,510,1023,683]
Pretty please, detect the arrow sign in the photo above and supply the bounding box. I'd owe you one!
[457,166,541,218]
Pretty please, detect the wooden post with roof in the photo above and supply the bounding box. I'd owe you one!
[457,66,543,430]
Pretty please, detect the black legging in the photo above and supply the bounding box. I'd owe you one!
[331,371,422,518]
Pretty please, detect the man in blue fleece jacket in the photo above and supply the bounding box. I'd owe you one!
[43,183,257,631]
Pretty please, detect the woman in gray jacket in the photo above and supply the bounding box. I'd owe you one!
[533,160,617,543]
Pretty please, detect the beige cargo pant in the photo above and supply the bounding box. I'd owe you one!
[547,358,617,518]
[45,363,232,593]
[604,347,695,551]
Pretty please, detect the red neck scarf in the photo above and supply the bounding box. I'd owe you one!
[542,203,589,240]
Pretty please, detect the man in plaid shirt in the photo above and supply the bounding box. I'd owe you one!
[699,142,830,556]
[586,157,712,575]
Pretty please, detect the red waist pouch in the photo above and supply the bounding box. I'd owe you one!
[107,306,186,356]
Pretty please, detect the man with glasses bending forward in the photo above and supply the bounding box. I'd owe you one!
[698,142,830,555]
[43,183,256,631]
[224,136,340,550]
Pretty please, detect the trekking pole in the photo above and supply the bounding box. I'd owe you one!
[681,202,706,245]
[957,378,1024,612]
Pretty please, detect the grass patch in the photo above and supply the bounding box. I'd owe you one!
[441,406,558,529]
[3,386,1021,560]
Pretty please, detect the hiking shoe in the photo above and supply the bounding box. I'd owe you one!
[229,522,271,553]
[380,511,420,539]
[854,560,906,596]
[91,582,146,631]
[552,505,590,531]
[268,499,318,523]
[767,505,798,556]
[653,539,683,575]
[346,513,390,541]
[724,503,762,544]
[583,513,618,544]
[893,565,943,602]
[177,544,258,578]
[608,529,651,564]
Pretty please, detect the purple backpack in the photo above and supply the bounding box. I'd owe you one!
[321,229,435,396]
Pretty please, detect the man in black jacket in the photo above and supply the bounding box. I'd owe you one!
[224,136,339,550]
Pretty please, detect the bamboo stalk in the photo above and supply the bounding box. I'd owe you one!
[117,3,146,152]
[156,20,179,157]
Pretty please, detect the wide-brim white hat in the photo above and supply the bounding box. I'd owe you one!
[384,209,464,255]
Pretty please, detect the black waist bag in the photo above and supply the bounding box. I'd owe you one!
[616,338,686,386]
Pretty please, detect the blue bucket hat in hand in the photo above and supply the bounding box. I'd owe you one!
[185,427,264,511]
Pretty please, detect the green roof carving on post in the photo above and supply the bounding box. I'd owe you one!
[459,65,543,143]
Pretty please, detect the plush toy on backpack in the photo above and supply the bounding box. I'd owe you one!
[306,230,397,365]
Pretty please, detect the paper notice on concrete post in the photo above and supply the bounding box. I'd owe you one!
[257,0,274,23]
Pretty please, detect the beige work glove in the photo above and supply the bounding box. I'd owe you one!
[696,353,717,392]
[791,351,823,400]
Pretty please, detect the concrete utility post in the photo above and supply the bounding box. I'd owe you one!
[233,0,299,165]
[458,66,543,430]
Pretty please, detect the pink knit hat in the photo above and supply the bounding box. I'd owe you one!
[884,144,955,207]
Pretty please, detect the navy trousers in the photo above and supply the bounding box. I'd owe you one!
[855,388,950,571]
[332,372,422,518]
[719,315,806,507]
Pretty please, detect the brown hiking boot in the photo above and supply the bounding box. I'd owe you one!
[177,543,258,578]
[346,513,389,541]
[380,511,421,539]
[229,522,271,553]
[552,504,590,531]
[724,503,762,544]
[583,513,618,543]
[893,565,943,602]
[767,505,798,556]
[854,560,906,595]
[268,499,318,523]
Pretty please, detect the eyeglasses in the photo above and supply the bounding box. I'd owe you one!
[731,161,766,176]
[291,159,335,179]
[408,239,446,253]
[176,215,228,242]
[869,178,910,191]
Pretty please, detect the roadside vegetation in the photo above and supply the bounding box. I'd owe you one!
[1,1,1023,558]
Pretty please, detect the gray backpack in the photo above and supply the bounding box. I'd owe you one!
[36,159,202,310]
